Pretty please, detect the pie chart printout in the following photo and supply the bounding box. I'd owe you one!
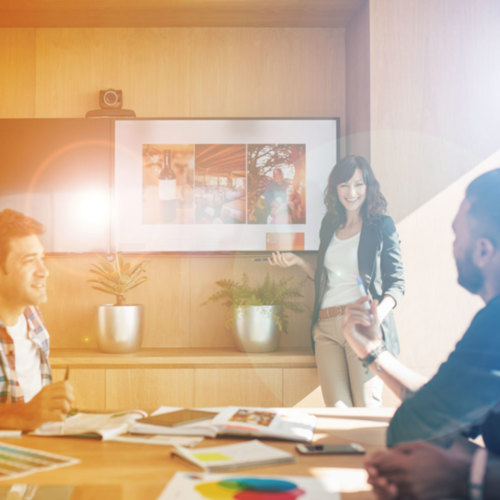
[195,477,306,499]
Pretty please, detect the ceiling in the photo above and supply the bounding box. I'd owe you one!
[0,0,366,28]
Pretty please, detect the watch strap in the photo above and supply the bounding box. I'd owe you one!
[359,343,387,369]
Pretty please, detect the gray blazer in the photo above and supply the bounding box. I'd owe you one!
[311,213,405,355]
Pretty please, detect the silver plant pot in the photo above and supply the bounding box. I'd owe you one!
[97,304,143,353]
[233,305,281,353]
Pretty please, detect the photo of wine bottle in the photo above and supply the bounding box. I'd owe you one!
[158,149,177,223]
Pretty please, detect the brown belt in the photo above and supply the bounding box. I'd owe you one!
[319,305,346,319]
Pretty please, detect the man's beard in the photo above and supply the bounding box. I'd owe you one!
[457,247,484,294]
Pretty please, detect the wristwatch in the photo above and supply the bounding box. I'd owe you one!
[359,343,387,369]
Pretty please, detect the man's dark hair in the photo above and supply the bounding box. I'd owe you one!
[0,209,44,271]
[466,169,500,247]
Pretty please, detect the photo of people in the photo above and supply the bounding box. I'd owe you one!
[247,144,306,224]
[194,144,247,224]
[142,144,195,224]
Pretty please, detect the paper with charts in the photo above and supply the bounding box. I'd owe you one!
[158,472,339,500]
[0,442,78,481]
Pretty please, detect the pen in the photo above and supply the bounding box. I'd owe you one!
[61,366,72,433]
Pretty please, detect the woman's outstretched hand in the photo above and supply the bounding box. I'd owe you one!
[267,251,302,268]
[267,251,315,280]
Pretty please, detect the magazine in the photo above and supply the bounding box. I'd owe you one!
[172,439,295,472]
[32,410,147,440]
[130,407,316,442]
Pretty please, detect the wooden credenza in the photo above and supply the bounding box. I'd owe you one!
[50,348,324,411]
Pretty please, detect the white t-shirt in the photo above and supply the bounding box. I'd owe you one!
[6,314,42,402]
[321,232,364,308]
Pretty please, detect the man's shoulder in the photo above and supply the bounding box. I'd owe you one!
[460,296,500,346]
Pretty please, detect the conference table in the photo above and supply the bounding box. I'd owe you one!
[0,408,394,500]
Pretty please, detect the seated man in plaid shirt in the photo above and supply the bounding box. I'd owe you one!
[0,209,74,430]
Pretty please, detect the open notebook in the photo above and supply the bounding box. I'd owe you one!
[172,439,295,472]
[31,410,147,440]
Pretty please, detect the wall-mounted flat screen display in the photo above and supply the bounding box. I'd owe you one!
[114,118,339,252]
[0,119,113,253]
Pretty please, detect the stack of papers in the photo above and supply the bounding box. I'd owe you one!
[172,439,295,472]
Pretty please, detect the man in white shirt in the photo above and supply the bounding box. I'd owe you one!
[0,209,74,430]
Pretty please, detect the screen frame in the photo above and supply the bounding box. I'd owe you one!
[113,117,340,254]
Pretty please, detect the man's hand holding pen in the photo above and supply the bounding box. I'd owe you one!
[342,296,384,359]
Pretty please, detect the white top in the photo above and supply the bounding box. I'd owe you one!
[321,232,363,308]
[6,314,42,402]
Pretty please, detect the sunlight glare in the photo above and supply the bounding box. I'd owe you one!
[73,189,110,230]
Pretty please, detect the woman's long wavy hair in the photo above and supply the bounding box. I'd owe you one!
[324,155,387,226]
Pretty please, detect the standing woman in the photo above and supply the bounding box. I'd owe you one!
[269,156,405,407]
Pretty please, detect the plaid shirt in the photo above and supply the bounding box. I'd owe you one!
[0,306,52,402]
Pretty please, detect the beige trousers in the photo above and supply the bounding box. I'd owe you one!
[313,315,383,408]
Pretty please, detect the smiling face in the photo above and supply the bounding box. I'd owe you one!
[336,168,367,214]
[0,234,49,315]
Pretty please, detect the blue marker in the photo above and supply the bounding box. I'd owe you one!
[357,276,372,313]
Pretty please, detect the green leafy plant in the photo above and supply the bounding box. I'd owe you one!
[203,272,306,333]
[89,253,148,306]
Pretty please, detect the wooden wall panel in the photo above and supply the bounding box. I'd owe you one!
[369,0,500,222]
[42,255,101,349]
[0,29,36,117]
[34,28,345,125]
[282,368,324,407]
[127,255,191,348]
[194,368,282,406]
[106,368,195,409]
[345,0,370,158]
[52,367,106,410]
[0,0,365,29]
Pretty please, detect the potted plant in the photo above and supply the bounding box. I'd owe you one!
[204,272,306,353]
[89,253,148,353]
